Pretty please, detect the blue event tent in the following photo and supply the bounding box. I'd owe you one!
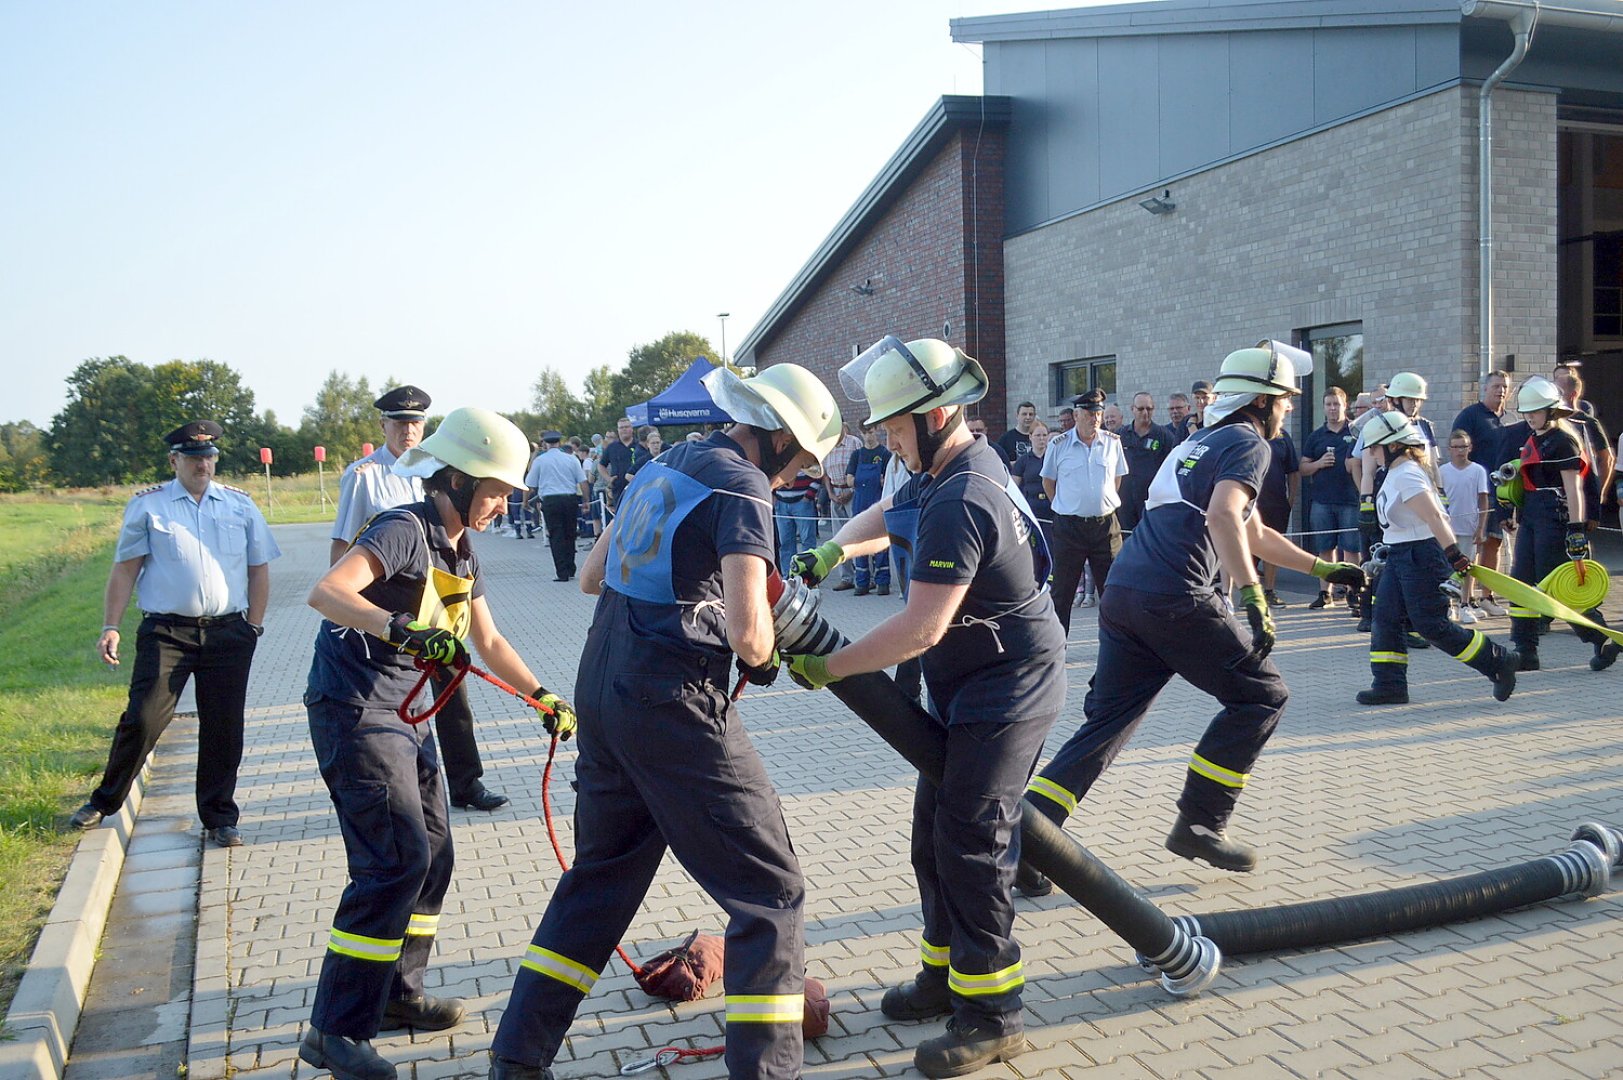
[625,357,734,426]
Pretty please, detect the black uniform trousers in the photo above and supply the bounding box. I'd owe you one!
[1369,541,1510,692]
[540,493,580,579]
[307,696,454,1038]
[1049,513,1121,634]
[493,611,805,1078]
[910,716,1053,1036]
[89,614,255,828]
[1029,584,1288,832]
[429,675,486,802]
[1509,490,1612,658]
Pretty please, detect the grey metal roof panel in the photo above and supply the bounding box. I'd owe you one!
[734,95,1011,364]
[951,0,1466,42]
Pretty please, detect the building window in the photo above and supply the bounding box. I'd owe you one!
[1596,235,1621,339]
[1051,355,1116,406]
[1299,323,1364,436]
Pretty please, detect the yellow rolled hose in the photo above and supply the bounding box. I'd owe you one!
[1471,564,1623,647]
[1539,559,1610,612]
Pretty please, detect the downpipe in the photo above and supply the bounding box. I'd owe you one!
[769,574,1221,997]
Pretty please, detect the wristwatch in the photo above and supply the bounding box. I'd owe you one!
[249,623,265,637]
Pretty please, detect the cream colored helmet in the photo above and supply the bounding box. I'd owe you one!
[1211,340,1312,397]
[398,407,530,488]
[1387,371,1428,401]
[1361,410,1426,449]
[1517,375,1570,417]
[837,336,988,425]
[700,363,843,476]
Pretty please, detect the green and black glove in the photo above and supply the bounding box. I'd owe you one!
[385,613,469,667]
[1566,521,1591,562]
[786,653,838,690]
[737,649,782,688]
[1357,495,1380,549]
[534,687,577,741]
[1234,584,1276,667]
[1310,558,1366,590]
[788,541,845,587]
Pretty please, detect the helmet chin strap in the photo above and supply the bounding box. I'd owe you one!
[445,471,478,526]
[913,408,963,472]
[749,425,801,479]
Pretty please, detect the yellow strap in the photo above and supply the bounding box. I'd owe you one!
[1369,651,1408,664]
[1026,776,1078,814]
[1188,753,1248,789]
[1472,565,1623,646]
[948,962,1024,996]
[920,938,950,968]
[725,994,803,1023]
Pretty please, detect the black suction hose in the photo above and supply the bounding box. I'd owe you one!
[769,575,1220,995]
[1173,822,1620,956]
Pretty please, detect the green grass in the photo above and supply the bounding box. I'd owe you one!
[220,469,343,525]
[0,495,140,1019]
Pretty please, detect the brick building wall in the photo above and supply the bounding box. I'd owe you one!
[1001,85,1559,431]
[755,129,1010,432]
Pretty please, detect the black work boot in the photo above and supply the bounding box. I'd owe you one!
[452,784,509,811]
[489,1057,555,1080]
[881,976,952,1021]
[914,1018,1028,1078]
[1591,641,1621,672]
[1356,687,1408,705]
[1165,815,1258,872]
[1013,863,1053,898]
[380,994,466,1031]
[1308,591,1329,610]
[299,1027,397,1080]
[1517,650,1540,671]
[1493,650,1519,701]
[1356,610,1372,634]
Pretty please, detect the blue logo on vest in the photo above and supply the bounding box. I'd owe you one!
[605,460,715,604]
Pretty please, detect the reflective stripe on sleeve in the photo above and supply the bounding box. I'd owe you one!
[1187,753,1248,789]
[327,928,403,963]
[406,912,440,937]
[725,994,804,1023]
[948,962,1024,997]
[1026,776,1078,814]
[920,938,949,969]
[520,945,599,994]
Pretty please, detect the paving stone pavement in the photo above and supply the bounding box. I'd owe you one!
[186,522,1623,1079]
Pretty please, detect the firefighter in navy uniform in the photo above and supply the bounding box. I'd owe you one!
[489,364,843,1080]
[1505,376,1622,673]
[1354,411,1520,705]
[301,408,574,1080]
[1019,343,1365,886]
[783,336,1064,1079]
[330,385,509,812]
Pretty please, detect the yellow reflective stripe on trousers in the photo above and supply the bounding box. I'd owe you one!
[1026,776,1077,814]
[920,937,949,968]
[1187,753,1248,789]
[406,913,439,937]
[1369,651,1409,664]
[1508,605,1539,618]
[948,962,1024,997]
[725,994,803,1023]
[328,928,403,963]
[1452,630,1486,663]
[520,945,599,994]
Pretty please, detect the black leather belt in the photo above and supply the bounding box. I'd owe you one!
[1061,513,1113,524]
[144,612,244,627]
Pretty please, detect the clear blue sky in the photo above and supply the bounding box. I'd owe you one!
[0,0,1060,429]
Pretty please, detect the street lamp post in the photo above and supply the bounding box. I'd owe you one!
[717,312,730,366]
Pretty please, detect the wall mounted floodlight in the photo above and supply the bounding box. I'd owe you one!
[1139,190,1176,215]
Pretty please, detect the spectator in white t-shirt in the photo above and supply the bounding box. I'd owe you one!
[1438,429,1491,621]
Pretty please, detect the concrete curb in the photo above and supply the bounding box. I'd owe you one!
[0,763,149,1080]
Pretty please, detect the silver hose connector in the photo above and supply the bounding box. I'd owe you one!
[1145,917,1222,997]
[770,575,845,657]
[1159,936,1221,998]
[1571,822,1622,870]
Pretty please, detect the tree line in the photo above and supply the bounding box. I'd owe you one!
[1,331,715,491]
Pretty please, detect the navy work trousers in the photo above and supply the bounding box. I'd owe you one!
[1368,540,1507,692]
[493,603,805,1079]
[1510,490,1610,656]
[911,716,1053,1036]
[90,614,256,828]
[1031,584,1288,832]
[307,696,454,1039]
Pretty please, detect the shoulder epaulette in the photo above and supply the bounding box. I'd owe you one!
[220,483,253,496]
[131,483,164,497]
[353,460,378,472]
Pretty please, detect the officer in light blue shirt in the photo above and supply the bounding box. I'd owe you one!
[72,421,281,847]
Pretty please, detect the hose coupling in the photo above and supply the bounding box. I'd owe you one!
[769,575,845,657]
[1570,822,1622,871]
[1159,935,1221,998]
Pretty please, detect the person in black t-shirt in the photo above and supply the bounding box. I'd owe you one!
[1451,370,1514,612]
[597,417,637,512]
[995,400,1038,464]
[1118,392,1174,532]
[1300,387,1361,608]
